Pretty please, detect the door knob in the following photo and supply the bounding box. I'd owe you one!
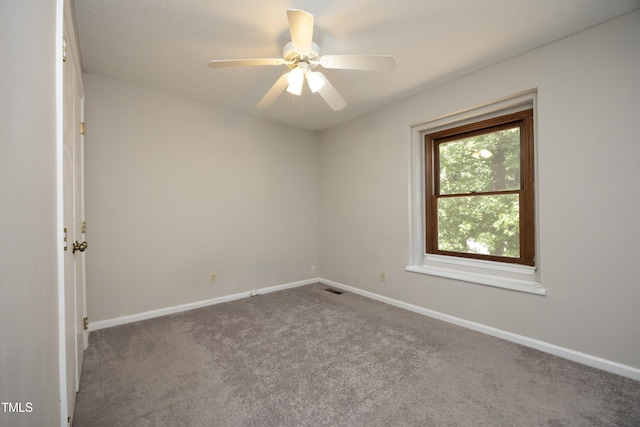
[72,241,88,254]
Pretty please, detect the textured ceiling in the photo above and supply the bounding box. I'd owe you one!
[74,0,639,131]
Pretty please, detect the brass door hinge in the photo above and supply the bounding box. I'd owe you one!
[82,221,87,233]
[62,37,67,62]
[80,122,86,135]
[83,317,88,330]
[63,228,68,251]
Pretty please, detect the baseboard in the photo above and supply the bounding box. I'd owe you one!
[89,278,320,332]
[321,279,640,381]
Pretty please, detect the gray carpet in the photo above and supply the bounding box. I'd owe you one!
[73,283,640,426]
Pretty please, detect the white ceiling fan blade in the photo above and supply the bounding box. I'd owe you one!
[208,58,288,68]
[315,72,346,111]
[287,9,314,52]
[319,55,396,71]
[257,73,290,109]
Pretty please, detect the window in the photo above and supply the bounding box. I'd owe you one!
[408,92,543,295]
[425,109,534,266]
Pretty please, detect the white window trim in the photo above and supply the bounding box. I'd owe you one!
[406,89,546,296]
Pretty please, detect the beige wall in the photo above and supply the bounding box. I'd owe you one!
[319,11,640,369]
[0,1,62,426]
[84,74,320,321]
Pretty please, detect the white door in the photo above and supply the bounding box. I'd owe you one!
[74,91,88,383]
[62,43,76,423]
[62,7,87,423]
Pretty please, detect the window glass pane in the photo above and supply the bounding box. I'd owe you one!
[439,127,520,195]
[437,194,520,258]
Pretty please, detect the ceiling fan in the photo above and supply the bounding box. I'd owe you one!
[208,9,396,111]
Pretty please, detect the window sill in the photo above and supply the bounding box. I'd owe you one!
[424,254,537,275]
[405,259,546,296]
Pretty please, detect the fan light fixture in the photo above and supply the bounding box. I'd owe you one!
[286,63,325,95]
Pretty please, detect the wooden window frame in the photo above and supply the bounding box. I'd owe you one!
[425,109,535,266]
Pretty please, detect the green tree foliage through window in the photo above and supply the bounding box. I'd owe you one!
[438,127,520,257]
[439,128,520,195]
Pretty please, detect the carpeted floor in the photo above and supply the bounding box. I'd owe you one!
[73,283,640,426]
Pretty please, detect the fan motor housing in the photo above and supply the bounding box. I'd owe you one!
[283,41,320,68]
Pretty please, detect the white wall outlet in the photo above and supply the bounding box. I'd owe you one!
[209,272,217,284]
[311,265,317,274]
[380,272,387,282]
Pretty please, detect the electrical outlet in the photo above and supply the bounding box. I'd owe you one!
[209,272,217,284]
[380,272,386,282]
[311,265,317,274]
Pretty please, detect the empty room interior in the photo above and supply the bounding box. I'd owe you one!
[2,0,640,426]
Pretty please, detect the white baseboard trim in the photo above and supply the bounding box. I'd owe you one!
[321,279,640,381]
[89,278,320,332]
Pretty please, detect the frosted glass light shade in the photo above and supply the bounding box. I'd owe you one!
[286,67,305,96]
[306,71,325,93]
